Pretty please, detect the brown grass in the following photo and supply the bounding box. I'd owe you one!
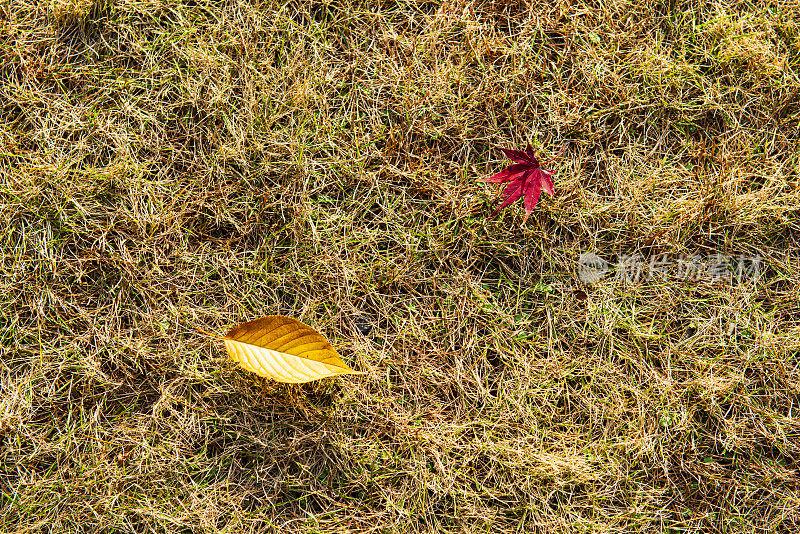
[1,0,799,532]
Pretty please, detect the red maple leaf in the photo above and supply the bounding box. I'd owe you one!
[484,144,562,222]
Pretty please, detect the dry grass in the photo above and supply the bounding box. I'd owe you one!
[1,0,799,532]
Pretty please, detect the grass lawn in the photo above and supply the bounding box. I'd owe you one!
[2,0,799,532]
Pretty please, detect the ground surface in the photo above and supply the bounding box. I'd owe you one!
[2,0,800,532]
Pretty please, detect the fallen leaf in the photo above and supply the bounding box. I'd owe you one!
[484,144,563,222]
[223,315,361,383]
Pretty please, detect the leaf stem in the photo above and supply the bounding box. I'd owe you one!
[195,326,225,340]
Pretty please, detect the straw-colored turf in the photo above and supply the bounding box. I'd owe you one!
[2,0,799,532]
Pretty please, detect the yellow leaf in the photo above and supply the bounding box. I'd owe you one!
[222,315,361,384]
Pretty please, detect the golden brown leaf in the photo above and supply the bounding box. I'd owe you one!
[223,315,360,383]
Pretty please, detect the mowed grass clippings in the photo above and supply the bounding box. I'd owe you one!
[1,0,799,532]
